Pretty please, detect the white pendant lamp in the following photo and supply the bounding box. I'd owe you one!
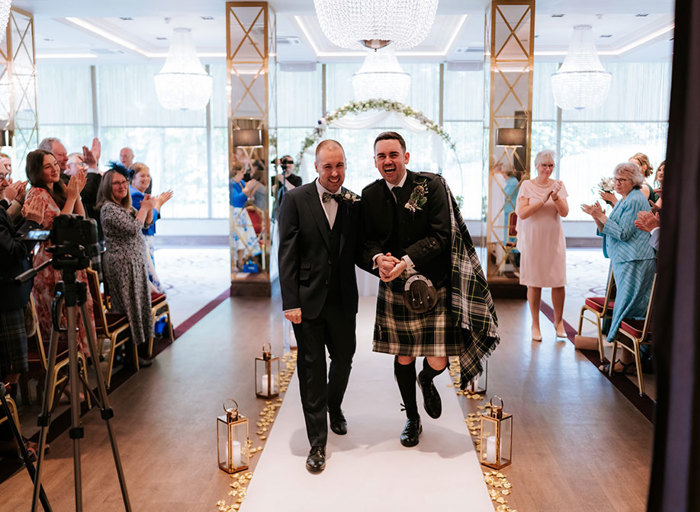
[352,50,410,102]
[154,27,213,111]
[551,25,612,111]
[313,0,438,50]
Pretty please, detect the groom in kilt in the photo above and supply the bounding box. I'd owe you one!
[360,131,461,447]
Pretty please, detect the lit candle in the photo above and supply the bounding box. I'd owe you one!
[232,440,242,468]
[485,435,497,464]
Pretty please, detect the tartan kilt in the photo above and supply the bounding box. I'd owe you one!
[0,307,29,378]
[373,279,462,357]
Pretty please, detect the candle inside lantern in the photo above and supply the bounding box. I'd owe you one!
[261,374,278,395]
[485,435,497,464]
[232,440,242,468]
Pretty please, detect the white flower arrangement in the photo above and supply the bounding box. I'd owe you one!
[296,99,458,170]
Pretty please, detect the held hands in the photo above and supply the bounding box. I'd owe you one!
[284,308,302,324]
[378,252,406,282]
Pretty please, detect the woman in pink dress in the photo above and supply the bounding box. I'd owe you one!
[516,150,569,341]
[22,149,95,356]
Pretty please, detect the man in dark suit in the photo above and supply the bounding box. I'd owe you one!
[278,140,360,473]
[360,131,454,448]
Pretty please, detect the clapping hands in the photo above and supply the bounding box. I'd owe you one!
[65,169,87,200]
[140,193,156,210]
[155,190,173,209]
[551,180,563,201]
[581,201,604,219]
[3,180,27,203]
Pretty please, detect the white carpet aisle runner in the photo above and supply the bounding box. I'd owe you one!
[241,300,493,512]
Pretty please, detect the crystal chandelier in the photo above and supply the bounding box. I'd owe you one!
[313,0,438,50]
[0,1,10,45]
[352,50,410,102]
[154,27,213,111]
[551,25,612,110]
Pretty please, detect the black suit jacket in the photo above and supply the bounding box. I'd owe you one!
[81,172,103,239]
[0,207,40,311]
[361,170,451,285]
[278,181,360,320]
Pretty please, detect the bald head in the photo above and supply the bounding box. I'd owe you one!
[120,147,134,168]
[315,139,345,161]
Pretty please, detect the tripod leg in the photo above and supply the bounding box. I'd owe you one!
[80,301,132,511]
[0,386,53,511]
[66,305,84,511]
[31,314,63,512]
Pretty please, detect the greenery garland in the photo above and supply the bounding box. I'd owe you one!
[295,99,458,170]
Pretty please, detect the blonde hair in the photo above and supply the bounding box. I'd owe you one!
[131,162,149,176]
[629,152,653,177]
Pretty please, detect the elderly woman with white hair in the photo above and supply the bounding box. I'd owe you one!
[516,149,569,341]
[581,162,656,371]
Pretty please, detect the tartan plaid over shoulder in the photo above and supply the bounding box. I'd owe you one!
[439,177,500,388]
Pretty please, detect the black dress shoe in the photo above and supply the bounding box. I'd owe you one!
[305,446,326,473]
[137,356,152,368]
[400,417,422,447]
[329,410,347,435]
[417,371,442,419]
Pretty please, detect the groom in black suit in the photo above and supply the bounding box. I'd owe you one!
[278,139,360,473]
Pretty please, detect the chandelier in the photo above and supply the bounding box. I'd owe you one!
[551,25,612,111]
[154,27,212,111]
[313,0,438,50]
[352,50,410,103]
[0,1,10,45]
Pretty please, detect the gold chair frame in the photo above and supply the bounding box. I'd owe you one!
[577,268,616,361]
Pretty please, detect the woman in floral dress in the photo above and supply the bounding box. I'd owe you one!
[22,149,95,356]
[97,170,155,366]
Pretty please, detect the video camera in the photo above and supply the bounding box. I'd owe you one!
[26,214,101,272]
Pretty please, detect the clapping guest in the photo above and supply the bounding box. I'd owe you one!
[515,150,569,341]
[130,163,173,293]
[22,150,95,356]
[653,160,665,209]
[38,137,69,184]
[0,163,27,221]
[635,210,661,251]
[229,166,261,270]
[97,170,154,367]
[581,162,656,372]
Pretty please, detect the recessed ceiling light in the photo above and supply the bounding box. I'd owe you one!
[43,37,54,42]
[156,36,167,40]
[600,34,613,38]
[534,34,539,38]
[635,13,649,17]
[119,17,133,21]
[201,16,214,21]
[551,14,565,18]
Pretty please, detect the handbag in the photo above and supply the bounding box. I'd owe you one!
[403,274,438,314]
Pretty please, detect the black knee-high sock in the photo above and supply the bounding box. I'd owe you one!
[394,358,419,419]
[420,358,447,381]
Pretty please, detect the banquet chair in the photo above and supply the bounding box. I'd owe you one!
[0,394,21,436]
[577,268,616,361]
[609,274,657,396]
[86,268,137,388]
[22,295,91,409]
[148,292,175,358]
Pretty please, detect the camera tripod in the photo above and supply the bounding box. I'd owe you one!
[30,267,132,512]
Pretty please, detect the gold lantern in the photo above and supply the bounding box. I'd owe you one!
[467,361,488,394]
[255,343,280,398]
[217,399,249,473]
[479,395,513,469]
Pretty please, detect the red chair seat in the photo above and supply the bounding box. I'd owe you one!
[151,292,166,306]
[247,208,263,234]
[584,297,615,313]
[619,319,648,339]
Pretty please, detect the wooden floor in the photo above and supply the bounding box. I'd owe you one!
[0,286,652,511]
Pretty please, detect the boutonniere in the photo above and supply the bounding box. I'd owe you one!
[405,179,428,213]
[340,188,361,203]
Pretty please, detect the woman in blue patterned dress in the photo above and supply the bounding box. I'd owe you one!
[581,162,656,370]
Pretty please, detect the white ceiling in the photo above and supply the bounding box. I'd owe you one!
[12,0,674,64]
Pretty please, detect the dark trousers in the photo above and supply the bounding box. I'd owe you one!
[292,303,356,447]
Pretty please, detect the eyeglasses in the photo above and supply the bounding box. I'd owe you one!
[112,180,128,187]
[539,163,554,168]
[613,177,629,183]
[0,173,10,181]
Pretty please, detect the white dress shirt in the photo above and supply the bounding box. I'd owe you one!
[315,179,338,229]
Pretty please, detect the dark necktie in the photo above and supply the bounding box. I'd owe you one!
[392,186,402,202]
[322,192,342,203]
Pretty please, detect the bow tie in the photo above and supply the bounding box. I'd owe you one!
[322,192,342,203]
